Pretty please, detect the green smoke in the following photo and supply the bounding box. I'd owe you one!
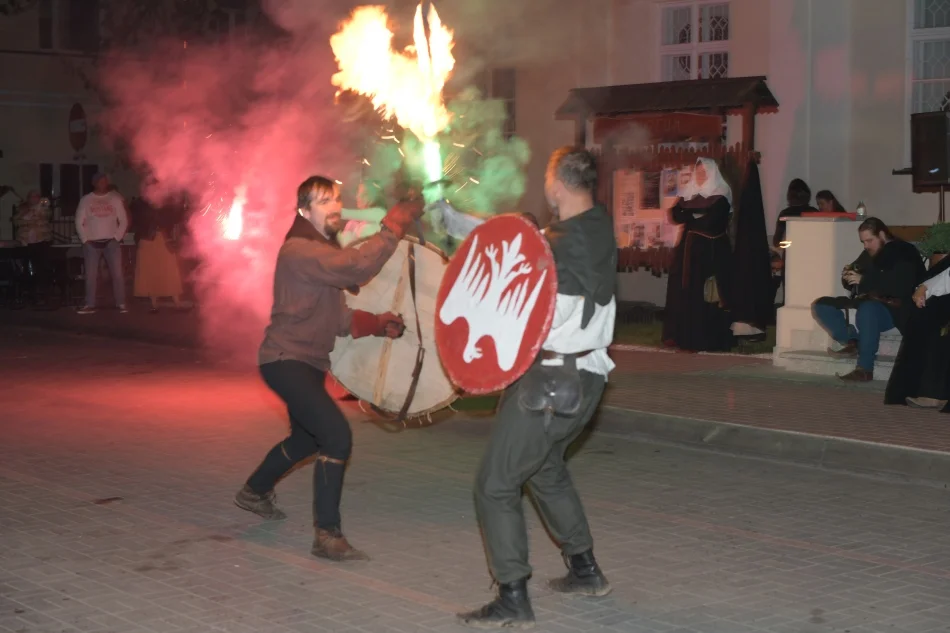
[347,85,531,254]
[438,88,531,215]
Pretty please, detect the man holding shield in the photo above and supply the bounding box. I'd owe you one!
[458,147,617,628]
[234,176,423,562]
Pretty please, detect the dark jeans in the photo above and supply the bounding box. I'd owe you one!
[24,241,52,294]
[812,299,894,371]
[246,360,353,530]
[474,370,606,584]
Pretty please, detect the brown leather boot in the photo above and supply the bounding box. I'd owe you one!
[234,485,287,520]
[837,367,873,382]
[311,528,370,562]
[827,341,858,357]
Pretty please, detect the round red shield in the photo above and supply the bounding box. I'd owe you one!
[435,214,557,394]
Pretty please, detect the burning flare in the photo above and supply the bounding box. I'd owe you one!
[330,3,455,140]
[223,185,246,240]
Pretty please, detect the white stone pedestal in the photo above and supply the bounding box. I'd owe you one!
[772,217,899,379]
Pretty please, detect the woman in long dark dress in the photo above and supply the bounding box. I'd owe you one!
[663,158,735,352]
[884,257,950,412]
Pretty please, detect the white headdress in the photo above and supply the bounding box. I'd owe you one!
[678,157,732,204]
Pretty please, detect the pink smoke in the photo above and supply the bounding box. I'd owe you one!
[98,6,372,363]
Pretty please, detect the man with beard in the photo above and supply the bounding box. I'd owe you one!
[234,176,423,561]
[811,217,924,382]
[458,147,617,629]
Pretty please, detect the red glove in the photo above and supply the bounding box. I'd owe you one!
[350,310,406,339]
[381,200,425,239]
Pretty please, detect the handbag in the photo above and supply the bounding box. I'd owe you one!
[518,352,583,418]
[704,276,720,304]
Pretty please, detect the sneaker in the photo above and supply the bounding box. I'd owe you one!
[76,306,96,315]
[234,485,287,520]
[311,528,370,562]
[118,304,129,314]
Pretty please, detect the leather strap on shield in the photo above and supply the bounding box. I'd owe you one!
[396,241,425,422]
[370,222,429,432]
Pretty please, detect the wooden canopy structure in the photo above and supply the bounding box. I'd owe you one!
[555,76,778,151]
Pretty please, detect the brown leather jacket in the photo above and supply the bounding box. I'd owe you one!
[258,215,399,371]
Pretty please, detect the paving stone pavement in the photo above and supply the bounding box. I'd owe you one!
[603,353,950,455]
[2,329,950,633]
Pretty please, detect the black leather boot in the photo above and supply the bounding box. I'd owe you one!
[548,549,611,596]
[457,578,535,629]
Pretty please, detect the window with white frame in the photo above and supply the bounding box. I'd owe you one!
[911,0,950,113]
[38,0,99,52]
[479,67,517,139]
[659,2,730,81]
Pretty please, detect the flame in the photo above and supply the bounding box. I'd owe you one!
[330,3,455,140]
[223,185,246,240]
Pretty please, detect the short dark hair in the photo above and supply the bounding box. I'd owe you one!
[547,146,598,194]
[296,176,336,211]
[858,217,893,240]
[787,178,811,206]
[815,189,846,212]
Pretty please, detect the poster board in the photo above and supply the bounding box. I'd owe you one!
[612,164,693,250]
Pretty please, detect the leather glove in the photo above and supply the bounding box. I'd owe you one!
[381,200,424,239]
[350,310,406,339]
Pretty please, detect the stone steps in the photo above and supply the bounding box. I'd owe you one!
[790,328,903,357]
[775,349,894,381]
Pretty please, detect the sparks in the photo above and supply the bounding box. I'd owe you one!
[223,185,246,241]
[423,141,442,183]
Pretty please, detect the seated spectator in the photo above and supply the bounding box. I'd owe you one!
[771,179,817,302]
[771,178,817,255]
[815,190,847,212]
[885,258,950,411]
[811,218,925,382]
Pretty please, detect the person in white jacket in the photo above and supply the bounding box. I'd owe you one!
[884,263,950,410]
[75,173,129,314]
[914,265,950,306]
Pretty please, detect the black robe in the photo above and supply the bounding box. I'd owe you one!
[662,195,735,352]
[730,160,774,330]
[884,257,950,412]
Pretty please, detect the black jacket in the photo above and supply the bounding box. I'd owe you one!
[843,239,925,331]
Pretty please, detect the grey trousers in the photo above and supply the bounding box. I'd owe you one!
[474,369,606,584]
[83,240,126,308]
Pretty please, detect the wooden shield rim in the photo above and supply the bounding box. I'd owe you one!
[330,236,460,416]
[434,213,558,395]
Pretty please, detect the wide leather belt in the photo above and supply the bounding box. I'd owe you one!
[540,350,593,361]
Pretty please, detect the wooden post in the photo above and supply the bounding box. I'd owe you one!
[574,115,587,146]
[741,102,757,151]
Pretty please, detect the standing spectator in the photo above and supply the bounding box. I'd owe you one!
[662,158,736,352]
[75,173,128,314]
[14,190,53,306]
[133,199,185,312]
[15,190,52,246]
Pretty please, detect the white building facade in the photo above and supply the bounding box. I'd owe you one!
[498,0,949,233]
